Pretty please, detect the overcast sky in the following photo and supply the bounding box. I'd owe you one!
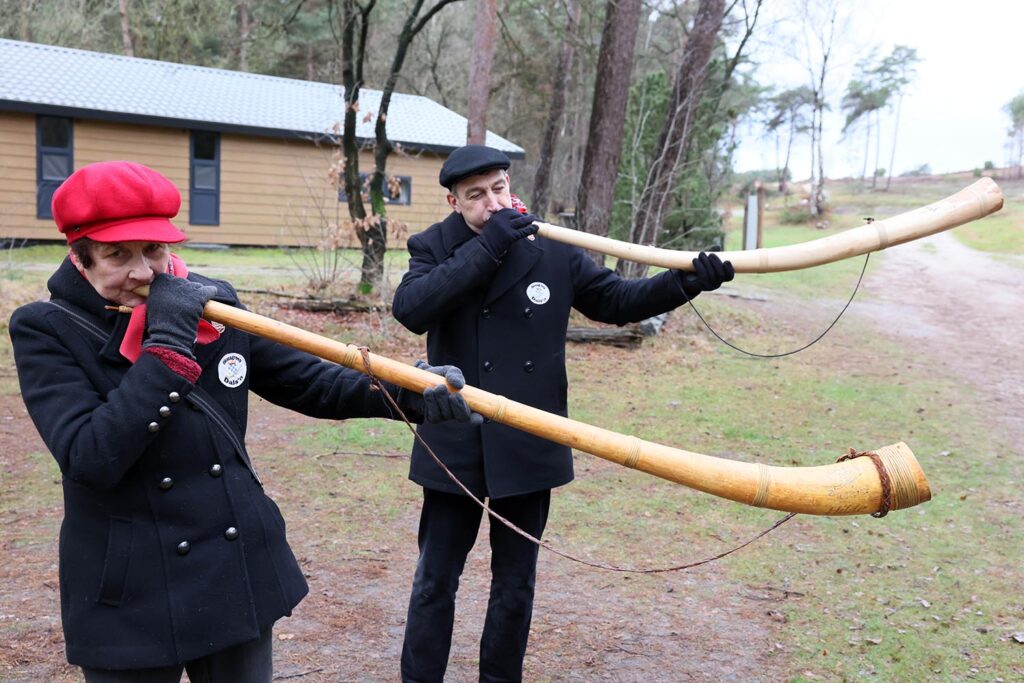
[732,0,1024,179]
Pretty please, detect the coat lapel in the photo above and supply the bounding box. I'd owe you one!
[438,211,477,256]
[484,235,542,305]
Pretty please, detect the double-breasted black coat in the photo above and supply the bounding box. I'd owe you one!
[392,212,691,500]
[9,258,412,669]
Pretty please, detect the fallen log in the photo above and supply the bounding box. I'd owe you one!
[565,325,644,348]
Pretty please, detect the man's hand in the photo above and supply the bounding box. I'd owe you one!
[143,273,217,359]
[479,208,538,260]
[674,250,735,297]
[414,360,484,425]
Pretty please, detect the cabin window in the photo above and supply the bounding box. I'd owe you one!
[189,130,220,225]
[338,174,412,206]
[36,116,73,219]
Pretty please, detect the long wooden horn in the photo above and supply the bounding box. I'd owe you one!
[166,298,930,517]
[535,178,1003,271]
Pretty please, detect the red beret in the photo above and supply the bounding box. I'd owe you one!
[52,161,187,244]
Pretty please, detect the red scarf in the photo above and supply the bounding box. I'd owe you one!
[119,253,221,362]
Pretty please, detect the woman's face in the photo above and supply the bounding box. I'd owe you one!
[72,241,171,307]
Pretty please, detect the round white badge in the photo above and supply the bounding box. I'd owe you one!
[526,282,551,305]
[218,353,247,388]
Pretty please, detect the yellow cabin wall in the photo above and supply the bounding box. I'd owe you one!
[0,112,452,246]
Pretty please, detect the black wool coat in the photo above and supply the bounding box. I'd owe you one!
[9,258,410,669]
[392,211,692,499]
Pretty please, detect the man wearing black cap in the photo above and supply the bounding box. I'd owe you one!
[392,145,734,682]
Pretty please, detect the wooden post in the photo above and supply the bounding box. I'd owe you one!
[756,181,765,248]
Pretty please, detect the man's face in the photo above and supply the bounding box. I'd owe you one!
[447,168,513,232]
[72,240,171,307]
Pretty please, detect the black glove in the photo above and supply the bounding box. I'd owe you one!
[675,250,734,298]
[412,360,483,425]
[142,273,218,360]
[479,208,539,260]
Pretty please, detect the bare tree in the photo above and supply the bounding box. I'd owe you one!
[617,0,725,279]
[466,0,497,144]
[796,0,846,216]
[1004,93,1024,179]
[879,45,919,190]
[118,0,134,56]
[531,0,581,219]
[338,0,375,289]
[767,85,814,197]
[236,2,253,71]
[575,0,644,263]
[360,0,462,294]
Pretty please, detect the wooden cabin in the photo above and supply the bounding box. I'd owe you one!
[0,39,524,247]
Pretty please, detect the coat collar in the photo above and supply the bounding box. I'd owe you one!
[438,211,477,255]
[47,257,132,363]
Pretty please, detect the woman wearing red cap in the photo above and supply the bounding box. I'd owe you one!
[9,160,476,682]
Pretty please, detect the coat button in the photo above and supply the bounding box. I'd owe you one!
[168,391,181,403]
[159,406,171,417]
[524,307,533,318]
[483,361,493,372]
[209,463,223,477]
[176,541,190,555]
[482,308,491,318]
[523,361,535,373]
[224,527,239,541]
[147,421,160,433]
[159,477,174,490]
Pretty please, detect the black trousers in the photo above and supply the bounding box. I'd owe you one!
[401,487,551,683]
[81,627,273,683]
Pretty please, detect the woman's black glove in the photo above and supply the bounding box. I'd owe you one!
[409,360,483,425]
[674,250,735,298]
[479,208,539,260]
[142,273,217,360]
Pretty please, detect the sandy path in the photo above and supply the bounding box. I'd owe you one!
[854,232,1023,440]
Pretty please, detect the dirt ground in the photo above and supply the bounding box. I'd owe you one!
[1,231,1020,682]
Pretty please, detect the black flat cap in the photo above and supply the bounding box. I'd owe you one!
[439,145,511,190]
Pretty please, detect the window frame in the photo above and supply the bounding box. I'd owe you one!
[36,115,74,220]
[189,130,221,226]
[338,173,412,206]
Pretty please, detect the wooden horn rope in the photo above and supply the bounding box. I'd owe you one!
[155,297,930,517]
[534,178,1004,272]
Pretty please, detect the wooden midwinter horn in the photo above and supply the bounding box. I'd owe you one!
[534,178,1003,271]
[147,296,930,517]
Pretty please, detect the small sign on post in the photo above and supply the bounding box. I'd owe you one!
[743,182,764,250]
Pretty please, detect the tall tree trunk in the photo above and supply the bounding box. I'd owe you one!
[362,0,462,294]
[531,0,580,219]
[118,0,135,57]
[782,117,795,201]
[20,0,37,42]
[885,93,903,191]
[237,2,252,72]
[872,108,881,189]
[341,0,368,230]
[466,0,497,144]
[575,0,643,265]
[861,115,870,181]
[618,0,725,279]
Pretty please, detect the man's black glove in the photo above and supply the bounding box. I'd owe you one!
[142,273,217,360]
[412,360,484,425]
[479,208,539,260]
[675,250,735,298]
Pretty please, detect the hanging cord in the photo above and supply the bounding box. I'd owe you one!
[358,348,796,574]
[677,252,871,359]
